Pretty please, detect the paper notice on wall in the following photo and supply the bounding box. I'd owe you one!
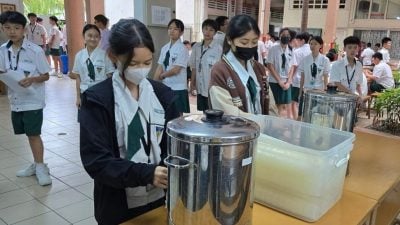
[151,5,171,25]
[0,70,34,94]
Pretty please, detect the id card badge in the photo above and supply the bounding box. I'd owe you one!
[280,69,287,79]
[198,62,202,73]
[310,79,315,86]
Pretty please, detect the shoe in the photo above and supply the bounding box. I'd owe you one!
[49,70,57,76]
[57,73,63,78]
[16,163,36,177]
[35,163,52,186]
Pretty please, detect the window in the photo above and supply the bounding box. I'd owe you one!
[291,0,346,9]
[386,0,400,19]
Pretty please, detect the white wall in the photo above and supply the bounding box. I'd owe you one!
[105,0,134,26]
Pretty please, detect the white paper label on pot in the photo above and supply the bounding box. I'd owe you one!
[242,157,253,166]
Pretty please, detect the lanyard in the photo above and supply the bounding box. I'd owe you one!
[8,49,21,71]
[345,64,355,89]
[140,116,152,163]
[30,24,37,35]
[198,42,209,72]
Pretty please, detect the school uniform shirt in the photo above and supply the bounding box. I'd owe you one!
[213,31,225,47]
[379,47,390,64]
[330,57,363,94]
[72,47,115,93]
[298,53,330,90]
[372,61,394,88]
[0,39,51,111]
[361,47,374,66]
[158,39,189,90]
[100,28,110,51]
[48,25,62,49]
[189,40,222,97]
[25,23,47,46]
[266,44,292,83]
[257,40,267,64]
[112,73,165,209]
[291,44,311,88]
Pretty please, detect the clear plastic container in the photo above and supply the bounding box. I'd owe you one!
[254,115,355,222]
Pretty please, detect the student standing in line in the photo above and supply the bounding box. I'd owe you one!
[0,11,52,186]
[94,14,111,51]
[288,32,311,120]
[209,14,268,126]
[189,19,222,111]
[378,37,397,68]
[154,19,190,114]
[298,36,330,118]
[330,36,363,96]
[25,13,47,50]
[266,28,293,118]
[48,16,62,77]
[213,16,229,47]
[360,42,374,66]
[80,18,179,225]
[69,24,114,121]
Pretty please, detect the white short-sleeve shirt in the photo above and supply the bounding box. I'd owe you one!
[25,23,47,46]
[291,44,311,87]
[379,48,390,63]
[298,53,330,90]
[361,47,374,66]
[72,47,115,92]
[266,43,293,83]
[48,26,62,49]
[158,39,189,90]
[330,57,363,94]
[0,39,51,111]
[372,61,394,88]
[189,41,222,97]
[213,31,225,48]
[257,40,267,64]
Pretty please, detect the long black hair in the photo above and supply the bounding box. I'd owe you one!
[223,15,260,54]
[108,18,155,74]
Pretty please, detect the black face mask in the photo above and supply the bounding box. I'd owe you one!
[234,46,258,61]
[280,36,290,45]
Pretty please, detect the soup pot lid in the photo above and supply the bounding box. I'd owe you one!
[305,89,358,102]
[166,110,260,144]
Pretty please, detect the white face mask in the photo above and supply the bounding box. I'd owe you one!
[124,67,151,85]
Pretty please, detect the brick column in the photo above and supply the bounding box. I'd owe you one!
[322,0,340,53]
[85,0,105,24]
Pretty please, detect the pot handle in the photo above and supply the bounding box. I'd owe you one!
[335,154,350,167]
[164,155,192,169]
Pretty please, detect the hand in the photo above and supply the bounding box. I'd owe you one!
[282,82,291,90]
[153,166,168,189]
[159,73,165,80]
[76,97,81,108]
[18,77,33,88]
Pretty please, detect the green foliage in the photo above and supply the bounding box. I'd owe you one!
[374,88,400,134]
[393,70,400,82]
[23,0,64,17]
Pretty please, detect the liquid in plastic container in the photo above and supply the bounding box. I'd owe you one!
[254,115,355,222]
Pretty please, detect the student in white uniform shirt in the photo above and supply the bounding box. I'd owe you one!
[80,18,179,225]
[25,13,47,49]
[378,37,397,68]
[288,32,311,120]
[365,52,394,92]
[213,16,229,47]
[154,19,190,113]
[266,28,293,118]
[94,14,111,51]
[298,36,330,117]
[70,24,114,121]
[360,42,374,66]
[48,16,62,76]
[330,36,363,96]
[189,19,222,111]
[0,11,52,186]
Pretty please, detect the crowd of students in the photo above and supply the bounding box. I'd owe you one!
[0,10,397,225]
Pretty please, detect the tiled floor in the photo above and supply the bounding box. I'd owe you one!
[0,76,95,225]
[0,76,201,225]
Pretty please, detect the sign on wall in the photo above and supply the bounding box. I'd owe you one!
[0,3,16,12]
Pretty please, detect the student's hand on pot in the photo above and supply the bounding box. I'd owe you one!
[153,166,168,189]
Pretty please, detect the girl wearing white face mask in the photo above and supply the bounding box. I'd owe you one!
[79,19,180,225]
[70,24,114,121]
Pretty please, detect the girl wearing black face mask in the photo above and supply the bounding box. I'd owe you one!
[209,14,269,130]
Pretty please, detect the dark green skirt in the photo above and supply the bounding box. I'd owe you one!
[173,90,190,113]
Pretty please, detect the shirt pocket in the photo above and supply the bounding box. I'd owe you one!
[207,55,217,69]
[151,110,165,144]
[19,62,36,76]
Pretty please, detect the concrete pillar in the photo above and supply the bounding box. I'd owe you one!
[64,0,85,71]
[85,0,105,24]
[235,0,243,15]
[322,0,340,53]
[258,0,271,35]
[300,0,309,32]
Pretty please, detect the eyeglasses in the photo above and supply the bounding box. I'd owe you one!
[311,63,317,78]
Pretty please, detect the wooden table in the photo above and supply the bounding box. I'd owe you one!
[122,130,400,225]
[121,192,376,225]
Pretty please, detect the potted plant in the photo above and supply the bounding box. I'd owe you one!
[393,70,400,88]
[373,88,400,135]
